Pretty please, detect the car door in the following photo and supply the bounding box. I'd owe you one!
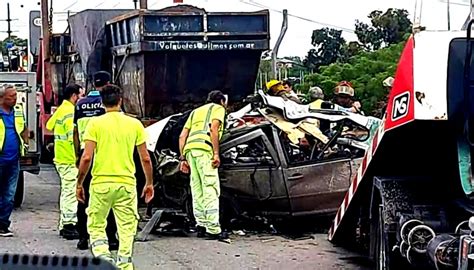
[273,127,360,216]
[219,127,290,215]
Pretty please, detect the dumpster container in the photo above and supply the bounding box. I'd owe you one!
[106,5,270,118]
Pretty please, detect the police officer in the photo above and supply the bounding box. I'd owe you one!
[0,84,28,237]
[178,90,229,241]
[46,84,83,239]
[76,85,154,270]
[73,71,118,250]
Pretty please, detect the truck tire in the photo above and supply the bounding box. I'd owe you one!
[14,171,25,208]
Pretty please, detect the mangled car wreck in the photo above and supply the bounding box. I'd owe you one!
[57,6,381,229]
[145,90,381,226]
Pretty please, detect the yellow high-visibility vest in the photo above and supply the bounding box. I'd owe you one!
[0,104,25,156]
[309,99,324,110]
[183,103,225,154]
[46,100,76,164]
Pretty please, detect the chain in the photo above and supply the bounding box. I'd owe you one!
[48,0,53,34]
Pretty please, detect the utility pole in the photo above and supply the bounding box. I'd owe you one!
[447,0,451,30]
[272,9,288,79]
[140,0,148,9]
[0,3,18,71]
[41,0,50,61]
[471,0,474,22]
[6,3,12,71]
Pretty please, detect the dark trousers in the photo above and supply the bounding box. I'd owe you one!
[0,161,19,229]
[76,151,117,242]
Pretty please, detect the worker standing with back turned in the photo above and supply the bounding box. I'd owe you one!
[73,71,118,251]
[178,90,230,242]
[76,85,154,270]
[46,84,83,240]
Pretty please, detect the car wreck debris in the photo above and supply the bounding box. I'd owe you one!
[139,90,381,238]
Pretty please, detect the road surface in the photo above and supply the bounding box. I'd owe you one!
[0,165,371,270]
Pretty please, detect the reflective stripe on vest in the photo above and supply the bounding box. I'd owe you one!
[50,101,76,164]
[0,104,25,156]
[54,113,73,142]
[55,113,73,125]
[184,104,216,152]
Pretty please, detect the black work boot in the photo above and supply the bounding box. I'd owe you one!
[60,224,79,240]
[206,231,230,243]
[0,227,13,237]
[196,226,206,238]
[76,238,89,250]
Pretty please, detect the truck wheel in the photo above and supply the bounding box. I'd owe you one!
[14,171,25,208]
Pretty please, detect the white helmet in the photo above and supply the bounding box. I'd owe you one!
[383,77,394,88]
[308,86,324,100]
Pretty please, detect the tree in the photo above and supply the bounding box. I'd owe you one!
[0,36,27,55]
[304,28,346,72]
[301,42,404,116]
[355,9,412,51]
[281,56,307,78]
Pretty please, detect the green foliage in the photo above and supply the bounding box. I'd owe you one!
[0,36,27,55]
[303,42,405,116]
[355,9,412,51]
[301,8,412,116]
[303,28,346,72]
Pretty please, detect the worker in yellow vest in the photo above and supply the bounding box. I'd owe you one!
[178,90,229,242]
[76,85,154,270]
[46,84,84,240]
[0,85,28,237]
[308,86,325,110]
[73,71,118,251]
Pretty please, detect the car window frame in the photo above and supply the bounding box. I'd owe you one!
[220,128,280,168]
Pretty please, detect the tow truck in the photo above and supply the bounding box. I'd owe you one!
[328,2,474,270]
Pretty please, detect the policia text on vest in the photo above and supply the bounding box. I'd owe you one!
[76,85,154,270]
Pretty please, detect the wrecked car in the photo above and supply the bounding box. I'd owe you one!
[145,91,382,224]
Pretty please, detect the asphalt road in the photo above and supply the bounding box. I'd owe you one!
[0,164,371,270]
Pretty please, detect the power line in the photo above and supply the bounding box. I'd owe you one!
[438,0,470,6]
[239,0,355,33]
[63,0,79,11]
[113,1,123,8]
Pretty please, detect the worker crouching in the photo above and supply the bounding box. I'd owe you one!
[76,85,154,270]
[178,90,230,242]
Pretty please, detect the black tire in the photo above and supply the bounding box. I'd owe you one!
[14,171,25,208]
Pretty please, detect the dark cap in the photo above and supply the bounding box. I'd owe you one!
[206,90,226,104]
[93,71,111,88]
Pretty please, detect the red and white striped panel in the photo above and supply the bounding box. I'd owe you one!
[328,120,386,241]
[328,35,415,241]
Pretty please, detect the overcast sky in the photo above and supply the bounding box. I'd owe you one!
[0,0,471,57]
